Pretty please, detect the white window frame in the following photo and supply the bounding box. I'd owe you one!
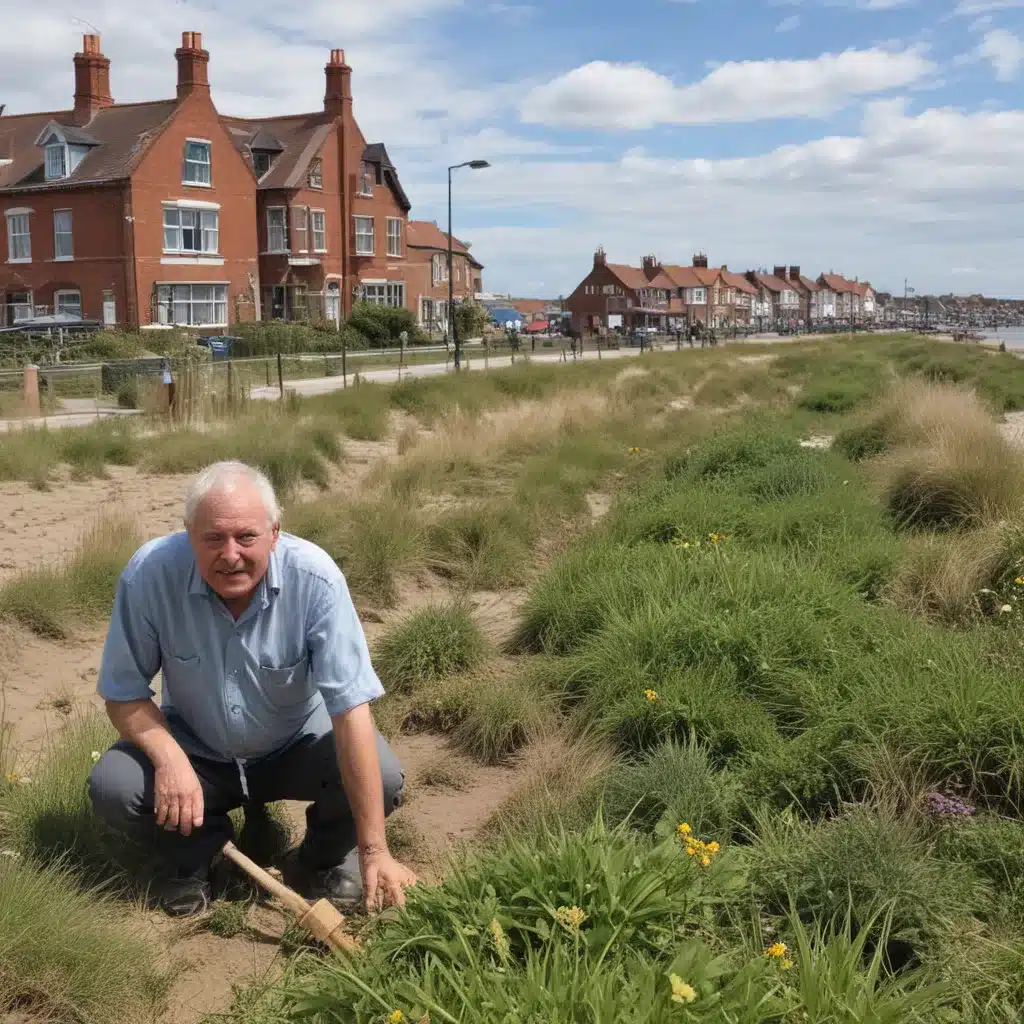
[361,281,405,307]
[308,158,323,190]
[311,210,327,253]
[7,290,33,323]
[156,283,228,327]
[432,252,449,285]
[267,206,288,253]
[292,206,309,253]
[6,210,31,263]
[688,287,706,305]
[53,209,73,261]
[162,203,219,255]
[358,162,374,196]
[54,289,82,318]
[45,143,69,181]
[386,217,403,258]
[354,216,374,256]
[182,138,212,187]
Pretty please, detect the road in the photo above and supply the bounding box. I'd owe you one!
[249,346,641,399]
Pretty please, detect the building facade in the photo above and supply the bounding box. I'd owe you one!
[0,33,483,331]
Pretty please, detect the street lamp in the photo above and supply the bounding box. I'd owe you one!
[449,159,490,369]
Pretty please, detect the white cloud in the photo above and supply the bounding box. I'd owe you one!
[437,99,1024,296]
[954,0,1024,12]
[978,28,1024,80]
[776,15,801,32]
[519,47,936,129]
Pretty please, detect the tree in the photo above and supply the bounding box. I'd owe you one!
[455,298,491,341]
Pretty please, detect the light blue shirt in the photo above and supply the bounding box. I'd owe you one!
[97,531,384,763]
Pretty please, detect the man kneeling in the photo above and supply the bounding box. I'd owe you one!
[88,460,416,916]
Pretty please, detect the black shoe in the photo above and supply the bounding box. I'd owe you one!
[158,870,211,917]
[237,803,292,868]
[282,851,362,908]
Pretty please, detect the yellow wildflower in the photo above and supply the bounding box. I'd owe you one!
[669,974,697,1005]
[780,959,793,970]
[1016,577,1024,585]
[628,446,644,456]
[707,841,720,854]
[644,689,660,703]
[389,1012,405,1024]
[555,905,588,932]
[766,942,788,959]
[4,773,19,785]
[677,823,692,836]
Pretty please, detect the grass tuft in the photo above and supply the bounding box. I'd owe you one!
[373,600,486,694]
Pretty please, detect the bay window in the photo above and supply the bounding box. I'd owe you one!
[361,282,405,307]
[156,283,228,326]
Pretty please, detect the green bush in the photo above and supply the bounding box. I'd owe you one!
[373,601,486,694]
[347,301,424,347]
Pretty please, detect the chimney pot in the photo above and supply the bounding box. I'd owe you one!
[73,33,113,126]
[176,30,210,101]
[594,246,607,267]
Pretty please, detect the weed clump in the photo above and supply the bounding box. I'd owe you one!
[373,601,486,694]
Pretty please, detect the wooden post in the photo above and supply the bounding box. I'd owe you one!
[341,331,348,389]
[265,359,271,387]
[226,360,234,411]
[277,350,284,400]
[23,364,40,417]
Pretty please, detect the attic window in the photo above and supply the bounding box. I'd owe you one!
[358,162,373,196]
[45,143,68,180]
[253,151,272,178]
[308,158,323,190]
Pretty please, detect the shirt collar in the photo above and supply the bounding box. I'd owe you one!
[187,549,282,607]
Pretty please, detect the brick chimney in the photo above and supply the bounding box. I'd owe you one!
[773,266,787,280]
[73,34,113,126]
[693,253,708,269]
[324,49,352,118]
[642,254,662,280]
[789,266,801,282]
[593,246,607,267]
[175,31,210,101]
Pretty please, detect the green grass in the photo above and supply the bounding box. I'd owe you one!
[373,601,486,694]
[0,857,171,1023]
[0,515,141,638]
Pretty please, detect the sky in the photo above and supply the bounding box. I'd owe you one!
[1,0,1023,298]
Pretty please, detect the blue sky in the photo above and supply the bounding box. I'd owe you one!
[2,0,1023,297]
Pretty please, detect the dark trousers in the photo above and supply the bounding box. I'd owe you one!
[88,704,404,876]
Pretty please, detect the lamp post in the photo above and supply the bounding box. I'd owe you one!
[448,159,490,370]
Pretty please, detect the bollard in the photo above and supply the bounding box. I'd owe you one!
[23,364,40,417]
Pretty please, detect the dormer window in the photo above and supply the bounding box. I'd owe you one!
[358,161,373,196]
[308,158,323,190]
[45,143,68,180]
[253,151,272,178]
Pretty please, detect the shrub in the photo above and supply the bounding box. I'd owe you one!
[347,301,424,347]
[373,601,486,694]
[427,503,535,590]
[0,858,170,1023]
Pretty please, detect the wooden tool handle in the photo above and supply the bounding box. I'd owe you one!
[221,841,311,917]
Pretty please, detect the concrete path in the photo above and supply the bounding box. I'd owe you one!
[0,407,142,433]
[249,346,641,399]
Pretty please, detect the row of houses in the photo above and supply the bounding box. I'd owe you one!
[0,32,482,332]
[568,250,877,334]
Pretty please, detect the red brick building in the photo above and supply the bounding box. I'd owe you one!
[0,33,483,331]
[405,220,482,334]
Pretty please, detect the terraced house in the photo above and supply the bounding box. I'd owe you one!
[0,32,483,331]
[568,249,877,334]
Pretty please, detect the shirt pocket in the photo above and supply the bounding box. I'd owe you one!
[161,653,200,690]
[258,656,313,707]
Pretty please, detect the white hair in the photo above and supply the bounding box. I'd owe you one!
[183,461,281,529]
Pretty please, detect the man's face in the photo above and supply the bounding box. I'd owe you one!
[188,484,279,606]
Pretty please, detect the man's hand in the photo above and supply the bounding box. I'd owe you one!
[154,751,205,836]
[361,847,418,913]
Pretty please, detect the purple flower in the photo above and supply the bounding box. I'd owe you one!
[924,792,975,818]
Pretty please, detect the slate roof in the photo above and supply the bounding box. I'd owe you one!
[407,220,483,267]
[361,142,411,212]
[0,100,177,193]
[220,113,333,189]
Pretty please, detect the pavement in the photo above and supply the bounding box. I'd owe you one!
[0,405,141,433]
[249,345,641,399]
